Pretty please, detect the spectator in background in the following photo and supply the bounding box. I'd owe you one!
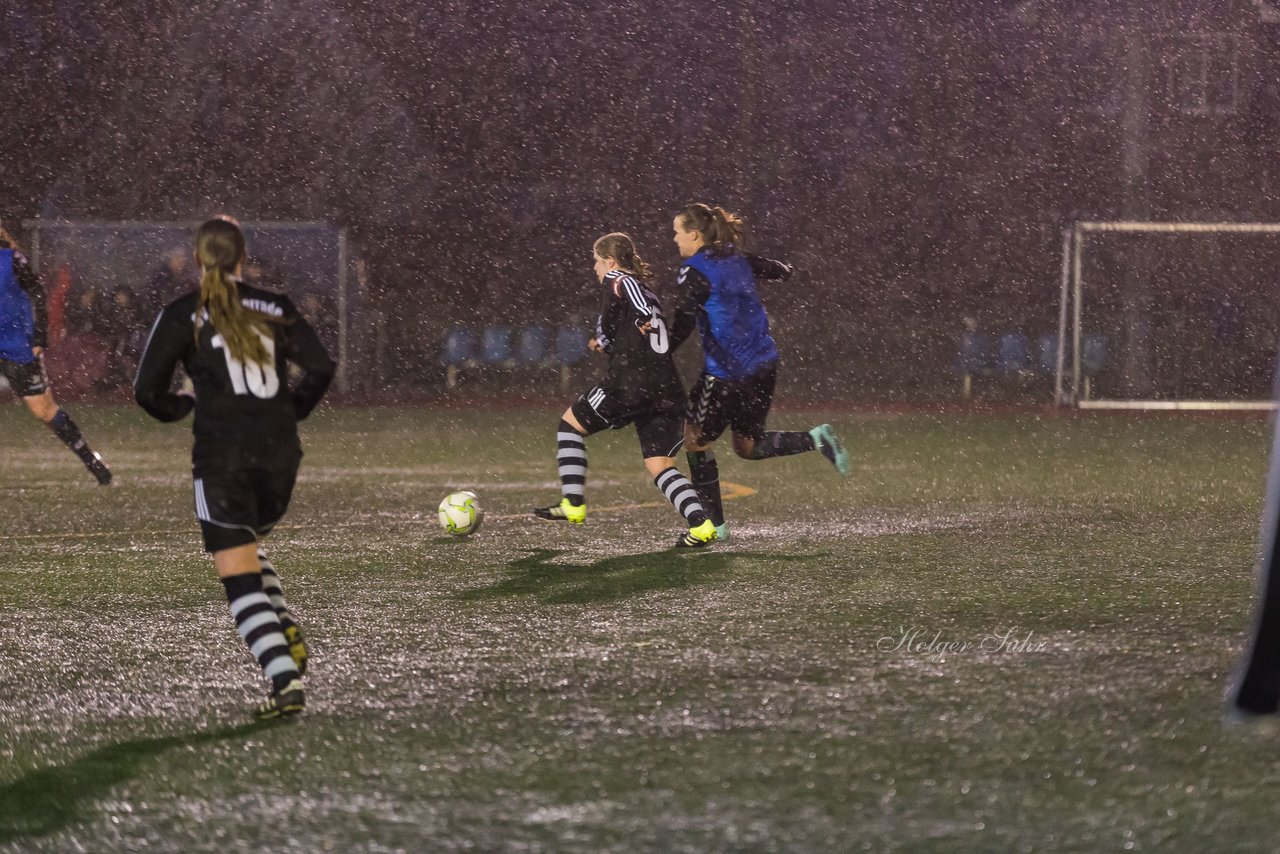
[47,284,109,393]
[144,247,191,320]
[296,291,337,354]
[101,285,141,390]
[64,285,101,336]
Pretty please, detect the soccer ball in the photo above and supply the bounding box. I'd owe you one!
[438,490,483,537]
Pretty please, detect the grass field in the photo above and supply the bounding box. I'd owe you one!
[1,401,1278,852]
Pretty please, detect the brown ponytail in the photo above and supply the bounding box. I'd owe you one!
[194,216,277,366]
[676,203,744,254]
[593,232,654,281]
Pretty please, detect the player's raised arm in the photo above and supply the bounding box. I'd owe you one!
[280,298,335,420]
[133,304,196,422]
[747,254,793,281]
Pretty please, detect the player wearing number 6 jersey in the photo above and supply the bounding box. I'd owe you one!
[134,216,335,719]
[533,232,717,548]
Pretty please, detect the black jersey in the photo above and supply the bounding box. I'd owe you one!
[595,270,678,392]
[134,282,335,471]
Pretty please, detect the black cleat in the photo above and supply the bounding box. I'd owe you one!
[254,678,305,720]
[85,452,113,486]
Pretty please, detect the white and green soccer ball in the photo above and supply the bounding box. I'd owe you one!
[438,490,483,537]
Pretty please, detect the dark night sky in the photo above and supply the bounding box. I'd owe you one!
[3,0,1279,393]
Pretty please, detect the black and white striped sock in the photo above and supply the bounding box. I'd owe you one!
[257,548,297,632]
[222,573,299,693]
[557,419,588,506]
[654,467,709,527]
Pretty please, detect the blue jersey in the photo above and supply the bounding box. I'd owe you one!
[0,249,36,363]
[680,250,779,380]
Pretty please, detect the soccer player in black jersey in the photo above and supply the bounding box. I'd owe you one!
[669,203,849,542]
[0,224,112,484]
[533,232,717,548]
[134,217,335,719]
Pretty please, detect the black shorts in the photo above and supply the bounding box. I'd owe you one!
[0,355,48,398]
[193,455,301,553]
[687,363,778,444]
[570,381,685,459]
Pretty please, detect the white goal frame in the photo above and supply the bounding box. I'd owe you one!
[1056,220,1280,410]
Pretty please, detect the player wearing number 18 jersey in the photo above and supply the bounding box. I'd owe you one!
[533,232,717,548]
[134,216,334,719]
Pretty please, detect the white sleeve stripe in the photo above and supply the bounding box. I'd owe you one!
[622,277,650,313]
[132,311,168,393]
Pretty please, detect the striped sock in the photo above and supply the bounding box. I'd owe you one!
[686,449,724,526]
[557,419,588,506]
[256,548,298,632]
[654,466,709,527]
[222,573,299,693]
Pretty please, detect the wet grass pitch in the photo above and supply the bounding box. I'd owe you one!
[2,403,1278,851]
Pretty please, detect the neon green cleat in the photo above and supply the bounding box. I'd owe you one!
[533,498,586,524]
[675,519,719,549]
[253,678,305,720]
[809,424,850,477]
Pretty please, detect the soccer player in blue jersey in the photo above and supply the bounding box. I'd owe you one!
[533,232,718,548]
[669,203,849,541]
[0,224,112,484]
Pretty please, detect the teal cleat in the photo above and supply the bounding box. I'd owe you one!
[809,424,849,477]
[714,523,730,543]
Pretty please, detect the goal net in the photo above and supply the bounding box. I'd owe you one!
[1058,221,1280,410]
[23,220,351,390]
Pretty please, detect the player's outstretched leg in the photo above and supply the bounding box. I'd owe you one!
[41,405,113,485]
[652,464,717,548]
[258,548,308,676]
[738,426,849,477]
[686,449,728,542]
[534,418,588,523]
[222,571,304,719]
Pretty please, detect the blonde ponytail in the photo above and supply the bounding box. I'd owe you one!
[193,216,277,367]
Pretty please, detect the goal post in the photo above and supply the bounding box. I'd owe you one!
[23,219,352,391]
[1058,220,1280,410]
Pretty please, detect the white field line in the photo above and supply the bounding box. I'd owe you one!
[0,482,759,543]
